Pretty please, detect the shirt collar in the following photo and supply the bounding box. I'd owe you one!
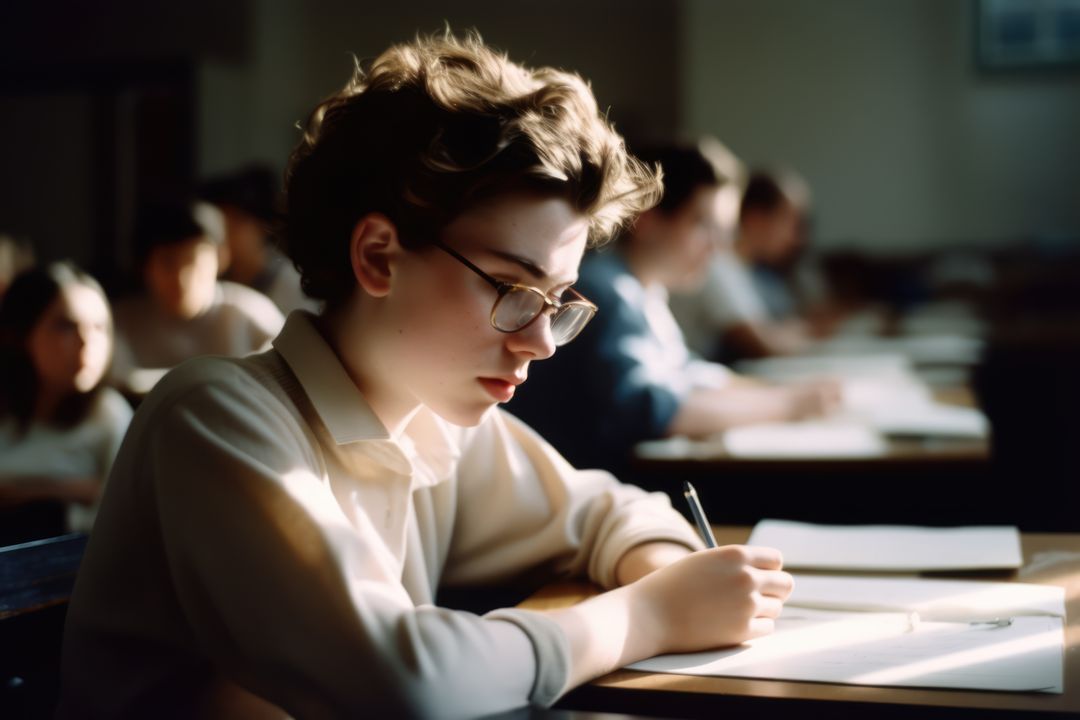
[272,311,461,482]
[273,311,389,445]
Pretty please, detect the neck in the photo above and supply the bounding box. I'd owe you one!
[620,243,666,289]
[734,234,755,262]
[34,387,66,423]
[228,247,268,286]
[317,304,418,438]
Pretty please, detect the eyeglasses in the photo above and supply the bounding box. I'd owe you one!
[432,240,597,346]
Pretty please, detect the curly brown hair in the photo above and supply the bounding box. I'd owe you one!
[281,30,661,306]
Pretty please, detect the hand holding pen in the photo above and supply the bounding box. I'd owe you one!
[619,481,796,652]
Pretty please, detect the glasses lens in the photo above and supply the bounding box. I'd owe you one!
[493,287,546,332]
[550,303,595,346]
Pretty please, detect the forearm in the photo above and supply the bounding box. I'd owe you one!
[541,542,691,687]
[539,583,658,688]
[614,541,694,585]
[667,386,792,437]
[725,321,808,358]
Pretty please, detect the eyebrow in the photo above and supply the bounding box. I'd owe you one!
[482,248,550,281]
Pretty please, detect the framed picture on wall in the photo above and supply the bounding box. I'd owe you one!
[976,0,1080,70]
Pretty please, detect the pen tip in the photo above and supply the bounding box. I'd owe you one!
[683,481,693,494]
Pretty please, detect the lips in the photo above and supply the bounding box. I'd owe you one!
[478,376,523,403]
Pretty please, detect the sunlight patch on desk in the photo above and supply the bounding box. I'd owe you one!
[849,621,1063,691]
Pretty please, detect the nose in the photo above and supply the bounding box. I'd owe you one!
[504,312,557,360]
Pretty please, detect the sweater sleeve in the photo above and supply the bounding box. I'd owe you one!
[443,409,704,592]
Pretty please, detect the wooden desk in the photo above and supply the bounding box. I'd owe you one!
[631,417,994,527]
[521,526,1080,719]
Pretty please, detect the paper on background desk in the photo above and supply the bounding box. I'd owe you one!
[721,422,887,458]
[748,519,1022,572]
[734,353,913,382]
[629,575,1064,693]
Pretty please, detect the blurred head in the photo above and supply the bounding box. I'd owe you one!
[200,165,279,284]
[738,170,811,266]
[282,30,660,311]
[0,262,112,429]
[626,138,745,290]
[136,200,225,319]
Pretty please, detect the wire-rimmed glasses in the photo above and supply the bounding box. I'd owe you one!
[432,240,596,346]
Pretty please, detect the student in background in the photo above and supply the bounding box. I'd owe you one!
[200,164,320,315]
[508,143,837,482]
[673,169,820,361]
[0,232,35,299]
[60,34,792,718]
[0,262,132,544]
[109,199,285,396]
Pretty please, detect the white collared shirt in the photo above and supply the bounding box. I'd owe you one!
[60,312,701,719]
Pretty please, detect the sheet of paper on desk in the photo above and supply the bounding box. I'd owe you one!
[721,422,887,458]
[734,353,913,382]
[748,519,1022,571]
[862,401,989,439]
[628,607,1063,693]
[789,574,1066,620]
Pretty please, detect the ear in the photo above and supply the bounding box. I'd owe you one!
[349,213,401,298]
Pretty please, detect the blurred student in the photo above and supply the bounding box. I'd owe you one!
[0,232,35,299]
[110,199,285,396]
[508,143,837,480]
[60,34,792,718]
[0,262,132,544]
[671,169,819,361]
[200,164,321,314]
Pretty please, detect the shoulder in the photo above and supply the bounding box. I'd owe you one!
[217,281,285,317]
[579,251,644,313]
[89,387,134,427]
[213,282,285,331]
[135,355,315,461]
[148,355,277,411]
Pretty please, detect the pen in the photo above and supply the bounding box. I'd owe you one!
[683,481,717,548]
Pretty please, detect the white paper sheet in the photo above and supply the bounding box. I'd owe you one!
[789,574,1065,620]
[862,401,989,439]
[734,353,913,382]
[747,520,1023,571]
[629,607,1063,693]
[721,422,887,458]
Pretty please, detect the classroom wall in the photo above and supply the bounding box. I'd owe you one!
[197,0,680,177]
[3,0,1077,264]
[682,0,1080,252]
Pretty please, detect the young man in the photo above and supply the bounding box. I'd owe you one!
[60,34,792,718]
[672,169,819,361]
[200,164,321,315]
[508,142,837,482]
[109,200,285,396]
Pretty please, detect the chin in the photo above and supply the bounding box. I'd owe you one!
[428,400,496,428]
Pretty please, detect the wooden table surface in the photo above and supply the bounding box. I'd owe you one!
[521,526,1080,718]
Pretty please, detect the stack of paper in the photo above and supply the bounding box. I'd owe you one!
[746,519,1022,572]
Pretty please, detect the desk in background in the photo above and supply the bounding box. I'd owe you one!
[630,384,1001,528]
[632,435,991,527]
[521,526,1080,719]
